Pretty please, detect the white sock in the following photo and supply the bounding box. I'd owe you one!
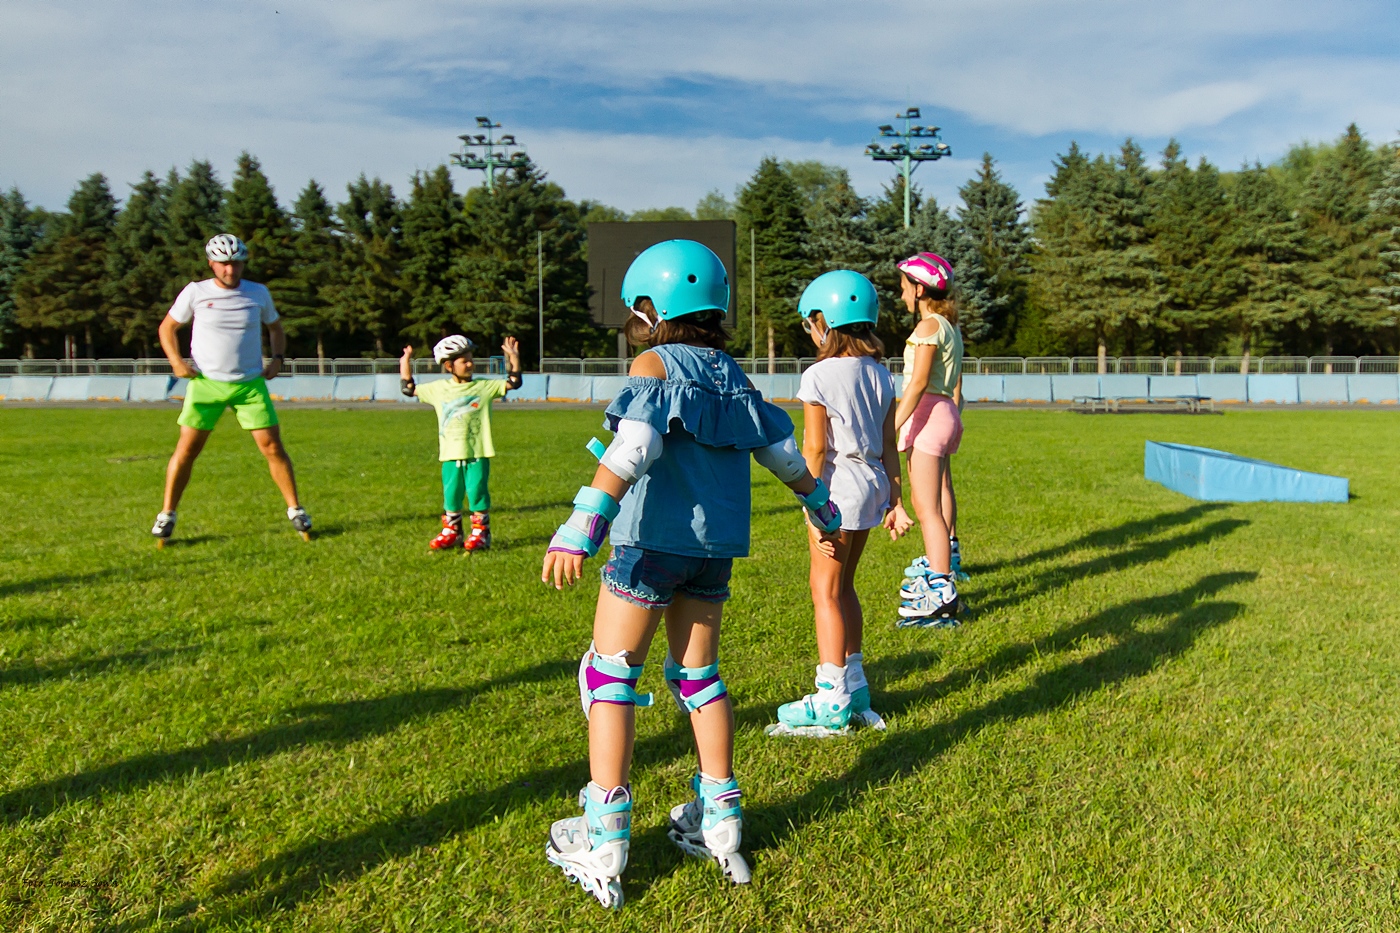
[845,653,868,692]
[815,662,850,708]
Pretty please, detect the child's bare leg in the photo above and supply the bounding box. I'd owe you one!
[589,586,665,788]
[941,457,958,540]
[808,528,853,667]
[664,595,731,779]
[909,450,952,573]
[839,530,869,657]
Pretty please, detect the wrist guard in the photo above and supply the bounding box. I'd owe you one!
[400,377,416,396]
[548,486,621,558]
[796,478,842,534]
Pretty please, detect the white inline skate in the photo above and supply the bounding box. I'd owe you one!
[898,571,962,628]
[547,782,632,909]
[949,537,970,582]
[287,506,313,541]
[151,510,176,548]
[668,773,751,884]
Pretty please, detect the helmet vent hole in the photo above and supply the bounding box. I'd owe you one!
[850,295,857,300]
[687,274,697,283]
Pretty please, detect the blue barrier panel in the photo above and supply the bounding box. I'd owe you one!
[87,375,132,400]
[129,375,173,401]
[1145,440,1347,503]
[1099,374,1149,399]
[1196,374,1247,402]
[9,376,54,400]
[333,375,376,401]
[372,373,407,402]
[962,374,1004,402]
[749,373,801,400]
[1002,374,1053,402]
[169,377,190,399]
[1297,374,1349,403]
[1148,375,1199,400]
[1348,374,1399,403]
[1247,374,1298,404]
[1050,374,1100,402]
[590,375,627,402]
[268,375,336,401]
[507,373,549,401]
[0,376,10,399]
[47,376,95,401]
[548,374,593,401]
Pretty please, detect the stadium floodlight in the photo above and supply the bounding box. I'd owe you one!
[451,116,531,187]
[864,106,951,228]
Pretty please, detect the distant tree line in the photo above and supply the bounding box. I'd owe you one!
[1,125,1397,364]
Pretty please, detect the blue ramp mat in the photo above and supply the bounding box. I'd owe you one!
[1144,441,1347,503]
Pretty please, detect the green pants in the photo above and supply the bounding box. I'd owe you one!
[442,458,490,513]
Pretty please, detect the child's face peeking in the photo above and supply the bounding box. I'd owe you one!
[445,354,474,380]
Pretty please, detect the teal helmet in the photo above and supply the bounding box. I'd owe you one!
[621,239,729,321]
[798,270,879,329]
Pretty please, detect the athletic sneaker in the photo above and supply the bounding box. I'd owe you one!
[151,510,176,540]
[430,513,464,550]
[465,516,491,552]
[288,506,313,539]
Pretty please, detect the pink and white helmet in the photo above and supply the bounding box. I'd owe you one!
[896,252,954,293]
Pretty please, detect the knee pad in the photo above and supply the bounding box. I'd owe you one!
[578,642,654,721]
[664,654,728,713]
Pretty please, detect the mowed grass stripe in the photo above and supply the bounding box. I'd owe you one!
[1,407,1397,931]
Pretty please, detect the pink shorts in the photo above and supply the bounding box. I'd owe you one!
[898,393,963,456]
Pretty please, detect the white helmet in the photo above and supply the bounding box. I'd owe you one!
[433,335,475,363]
[205,234,249,262]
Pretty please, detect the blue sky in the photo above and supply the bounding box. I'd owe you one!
[3,0,1398,216]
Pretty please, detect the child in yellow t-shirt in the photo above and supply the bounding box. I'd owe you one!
[400,335,523,551]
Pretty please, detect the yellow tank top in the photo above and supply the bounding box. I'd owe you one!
[902,314,963,398]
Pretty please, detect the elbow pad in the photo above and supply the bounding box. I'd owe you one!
[600,419,663,483]
[400,378,416,397]
[753,435,805,484]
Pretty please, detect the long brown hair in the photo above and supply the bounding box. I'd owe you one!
[812,312,885,361]
[623,299,729,351]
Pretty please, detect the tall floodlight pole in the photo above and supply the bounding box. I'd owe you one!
[451,116,531,187]
[750,227,757,366]
[537,231,544,367]
[864,107,951,228]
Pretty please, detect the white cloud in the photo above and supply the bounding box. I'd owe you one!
[1,0,1396,212]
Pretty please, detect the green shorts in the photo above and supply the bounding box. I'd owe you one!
[178,376,279,431]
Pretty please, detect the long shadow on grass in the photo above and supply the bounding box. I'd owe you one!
[110,710,715,931]
[0,647,194,691]
[0,569,142,599]
[968,517,1247,619]
[719,571,1255,879]
[971,503,1229,575]
[0,658,572,825]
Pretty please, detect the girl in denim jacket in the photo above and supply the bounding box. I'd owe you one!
[541,240,840,909]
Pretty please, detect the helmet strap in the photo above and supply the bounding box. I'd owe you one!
[630,305,658,332]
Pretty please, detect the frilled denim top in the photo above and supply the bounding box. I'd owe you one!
[604,344,793,558]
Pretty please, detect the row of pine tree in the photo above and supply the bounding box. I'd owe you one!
[1,126,1397,365]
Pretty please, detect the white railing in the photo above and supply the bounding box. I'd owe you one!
[3,356,1396,377]
[0,357,507,376]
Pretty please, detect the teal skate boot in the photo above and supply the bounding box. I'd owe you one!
[949,538,969,582]
[547,782,631,909]
[766,663,852,737]
[668,773,751,884]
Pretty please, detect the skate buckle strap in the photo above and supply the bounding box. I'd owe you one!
[549,486,621,558]
[583,790,633,844]
[586,437,607,461]
[664,655,727,712]
[695,774,742,828]
[588,652,654,708]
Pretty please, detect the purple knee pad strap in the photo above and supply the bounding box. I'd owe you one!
[663,654,728,713]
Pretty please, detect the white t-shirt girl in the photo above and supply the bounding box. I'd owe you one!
[797,355,896,531]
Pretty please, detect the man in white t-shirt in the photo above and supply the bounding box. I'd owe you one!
[150,234,312,545]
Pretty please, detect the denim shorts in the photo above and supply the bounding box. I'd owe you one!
[601,545,733,610]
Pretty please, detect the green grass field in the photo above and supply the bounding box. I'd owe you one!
[2,404,1399,932]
